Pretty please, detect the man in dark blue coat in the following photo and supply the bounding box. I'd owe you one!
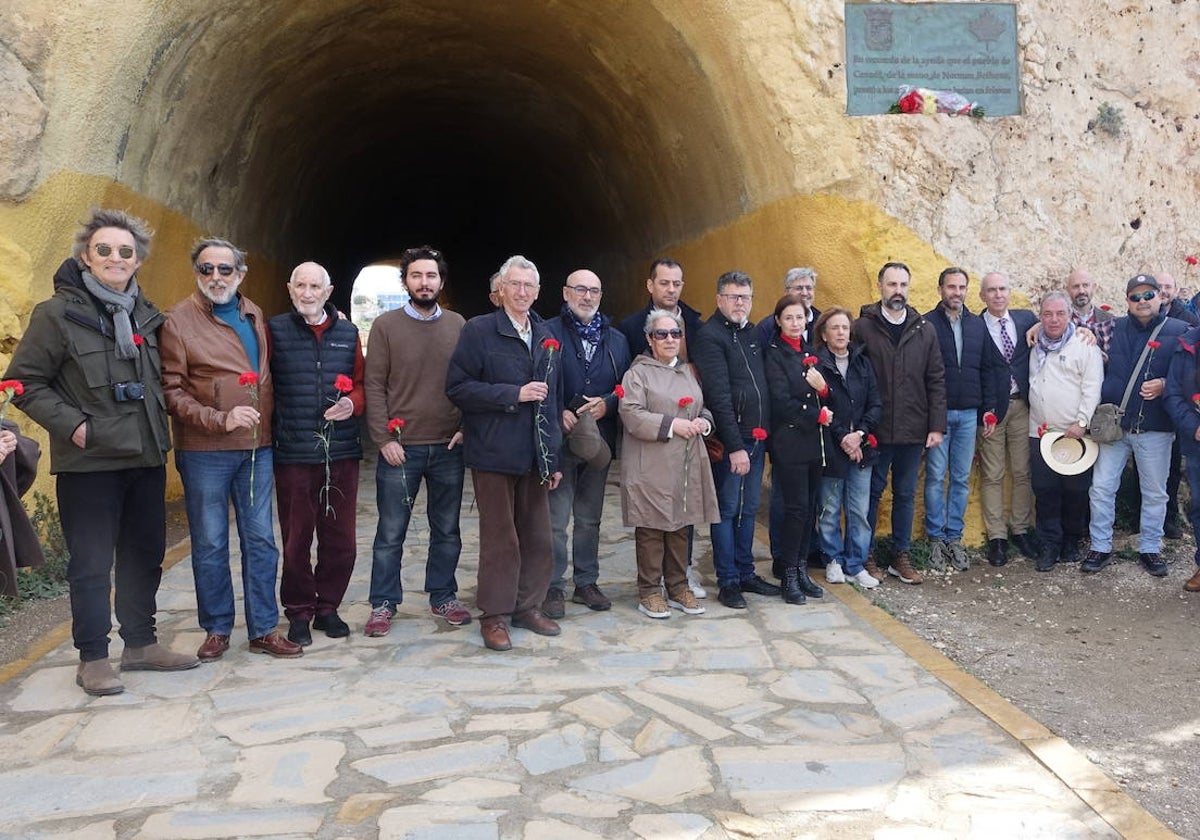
[977,271,1040,566]
[446,255,563,651]
[542,269,631,618]
[1162,322,1200,593]
[618,258,705,360]
[1082,274,1188,576]
[923,268,1005,572]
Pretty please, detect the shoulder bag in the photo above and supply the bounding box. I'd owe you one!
[1089,321,1165,443]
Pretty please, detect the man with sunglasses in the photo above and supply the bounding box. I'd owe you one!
[1081,275,1188,576]
[542,269,631,619]
[161,238,302,661]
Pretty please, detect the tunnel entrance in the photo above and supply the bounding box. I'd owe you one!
[116,2,779,318]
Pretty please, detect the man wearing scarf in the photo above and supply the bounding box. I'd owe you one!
[1027,291,1103,570]
[542,270,631,618]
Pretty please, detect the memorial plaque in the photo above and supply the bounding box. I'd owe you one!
[845,3,1020,116]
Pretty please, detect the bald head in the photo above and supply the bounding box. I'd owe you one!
[563,268,603,322]
[1066,269,1095,310]
[288,261,333,324]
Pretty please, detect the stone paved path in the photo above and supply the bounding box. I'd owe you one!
[0,462,1170,838]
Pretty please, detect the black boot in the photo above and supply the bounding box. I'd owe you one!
[797,566,825,598]
[781,567,806,605]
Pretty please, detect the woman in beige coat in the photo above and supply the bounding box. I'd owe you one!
[619,310,719,619]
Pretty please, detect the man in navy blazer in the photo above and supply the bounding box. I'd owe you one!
[977,271,1039,566]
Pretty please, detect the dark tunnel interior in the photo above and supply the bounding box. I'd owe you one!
[119,2,757,320]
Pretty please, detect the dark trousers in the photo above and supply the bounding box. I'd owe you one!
[275,459,360,622]
[472,469,553,620]
[635,526,689,599]
[57,466,166,661]
[1030,437,1090,550]
[776,459,823,570]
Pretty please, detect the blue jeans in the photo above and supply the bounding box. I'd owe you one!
[549,450,609,590]
[818,465,873,574]
[868,443,924,553]
[923,409,978,541]
[176,447,281,640]
[1089,431,1172,553]
[710,441,766,587]
[370,445,464,610]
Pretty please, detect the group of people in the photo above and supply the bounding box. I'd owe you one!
[7,208,1200,695]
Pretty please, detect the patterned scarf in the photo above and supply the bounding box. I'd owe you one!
[565,304,604,345]
[1033,321,1075,375]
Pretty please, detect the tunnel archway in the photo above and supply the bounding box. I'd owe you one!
[115,2,787,317]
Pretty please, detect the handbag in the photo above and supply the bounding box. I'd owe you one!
[1088,321,1165,443]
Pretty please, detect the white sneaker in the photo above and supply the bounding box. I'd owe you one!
[686,565,708,599]
[825,561,846,584]
[851,568,880,589]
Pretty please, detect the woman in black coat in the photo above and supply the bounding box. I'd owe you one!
[764,295,843,603]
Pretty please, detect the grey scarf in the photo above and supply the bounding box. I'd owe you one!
[81,270,140,360]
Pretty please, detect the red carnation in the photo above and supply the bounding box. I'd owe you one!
[613,384,625,399]
[1147,340,1161,350]
[1037,422,1049,438]
[983,411,998,425]
[751,427,768,441]
[1099,304,1112,311]
[1187,255,1199,266]
[678,396,694,408]
[334,374,354,393]
[866,433,878,448]
[387,418,406,434]
[1192,394,1200,409]
[0,380,25,396]
[817,406,833,426]
[132,334,144,346]
[542,338,561,352]
[238,372,258,386]
[803,355,819,367]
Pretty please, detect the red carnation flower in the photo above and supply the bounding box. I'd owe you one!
[132,334,144,346]
[387,418,406,434]
[817,406,833,426]
[865,433,878,448]
[542,338,561,352]
[613,384,625,399]
[678,396,694,408]
[334,374,354,393]
[803,355,819,367]
[238,372,258,386]
[1187,255,1199,266]
[1037,422,1049,438]
[1147,340,1161,350]
[983,411,998,425]
[1099,304,1112,311]
[751,427,768,441]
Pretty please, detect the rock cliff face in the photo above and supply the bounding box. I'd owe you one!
[1,0,1197,513]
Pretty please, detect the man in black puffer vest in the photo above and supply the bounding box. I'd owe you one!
[268,262,365,648]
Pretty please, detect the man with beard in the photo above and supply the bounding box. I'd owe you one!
[852,262,947,584]
[364,246,471,636]
[542,269,631,618]
[268,262,365,646]
[161,238,302,660]
[923,268,1004,571]
[1067,268,1115,357]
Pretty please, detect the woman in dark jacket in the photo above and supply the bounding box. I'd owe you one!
[764,295,840,604]
[812,307,883,588]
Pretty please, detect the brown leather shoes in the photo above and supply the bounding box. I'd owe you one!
[1185,566,1200,592]
[511,608,561,636]
[480,617,512,651]
[197,634,231,661]
[248,631,304,658]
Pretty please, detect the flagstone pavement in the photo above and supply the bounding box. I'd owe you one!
[0,461,1174,839]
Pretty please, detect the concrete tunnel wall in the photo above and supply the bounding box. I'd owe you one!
[3,1,1199,539]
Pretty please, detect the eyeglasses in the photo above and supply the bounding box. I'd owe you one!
[1127,290,1157,302]
[93,243,135,260]
[719,293,752,303]
[503,281,538,292]
[196,262,237,277]
[649,328,683,340]
[567,285,602,297]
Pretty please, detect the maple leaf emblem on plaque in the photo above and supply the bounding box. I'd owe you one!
[968,9,1006,49]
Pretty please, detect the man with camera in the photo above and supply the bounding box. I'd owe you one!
[161,238,302,661]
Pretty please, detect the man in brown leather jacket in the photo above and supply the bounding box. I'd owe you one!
[160,238,301,661]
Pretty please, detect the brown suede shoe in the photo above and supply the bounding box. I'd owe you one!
[480,617,512,651]
[76,659,124,696]
[120,643,200,671]
[1185,567,1200,592]
[248,631,304,658]
[511,608,561,636]
[197,633,231,661]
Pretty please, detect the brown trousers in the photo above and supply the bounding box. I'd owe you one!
[978,397,1034,540]
[472,469,553,619]
[635,526,689,600]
